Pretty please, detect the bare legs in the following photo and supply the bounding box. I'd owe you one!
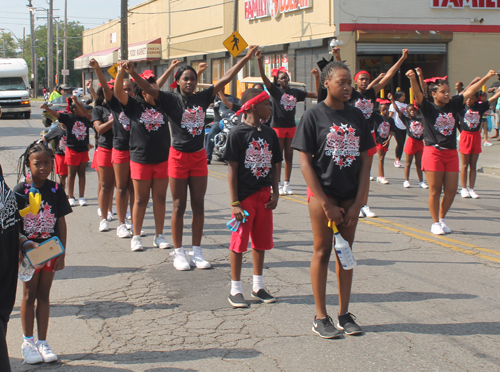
[460,152,480,190]
[404,153,424,183]
[67,162,87,199]
[131,177,168,237]
[113,162,133,225]
[278,137,294,183]
[426,171,459,223]
[98,166,115,218]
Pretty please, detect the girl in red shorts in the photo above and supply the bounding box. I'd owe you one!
[457,89,500,199]
[388,94,428,188]
[14,142,72,364]
[223,88,282,308]
[91,86,115,232]
[292,61,374,339]
[40,97,92,208]
[373,100,396,184]
[406,69,496,235]
[127,46,258,270]
[115,63,171,252]
[42,124,67,190]
[256,50,317,196]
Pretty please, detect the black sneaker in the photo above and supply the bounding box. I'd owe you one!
[251,289,276,303]
[337,312,362,335]
[228,293,248,308]
[312,316,343,339]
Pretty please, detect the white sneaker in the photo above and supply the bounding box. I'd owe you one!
[278,185,285,196]
[68,198,76,207]
[153,234,171,249]
[439,219,452,234]
[419,181,429,189]
[359,210,365,218]
[97,207,102,217]
[131,236,144,251]
[377,177,389,184]
[112,208,117,215]
[129,225,145,236]
[468,189,479,199]
[369,176,375,181]
[126,211,132,220]
[107,211,114,222]
[460,188,470,198]
[116,224,131,238]
[78,197,87,206]
[361,205,377,218]
[283,184,294,195]
[99,219,109,232]
[188,248,212,269]
[36,341,58,363]
[394,160,404,168]
[170,248,191,271]
[403,180,411,188]
[125,220,132,230]
[22,341,43,364]
[431,223,445,235]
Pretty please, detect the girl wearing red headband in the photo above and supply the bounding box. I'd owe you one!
[292,61,374,339]
[407,68,497,235]
[127,46,259,271]
[256,50,317,196]
[223,88,282,308]
[373,99,396,184]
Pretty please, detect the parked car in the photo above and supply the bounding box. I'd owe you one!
[41,94,93,127]
[73,87,84,97]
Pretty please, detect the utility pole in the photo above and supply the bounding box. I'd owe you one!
[47,0,54,91]
[63,0,67,84]
[55,20,59,85]
[230,0,238,96]
[120,0,128,61]
[22,28,25,59]
[28,1,37,97]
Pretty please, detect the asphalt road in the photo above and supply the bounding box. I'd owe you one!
[1,106,500,371]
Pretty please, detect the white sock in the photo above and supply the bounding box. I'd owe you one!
[174,247,184,254]
[253,275,263,293]
[433,222,441,227]
[132,235,140,239]
[462,188,467,191]
[439,218,446,224]
[23,335,34,344]
[230,280,242,296]
[278,182,282,188]
[37,340,47,345]
[284,181,290,186]
[192,245,201,254]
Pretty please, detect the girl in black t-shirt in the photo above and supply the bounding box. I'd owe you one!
[292,61,374,339]
[256,50,317,196]
[373,101,396,185]
[127,46,258,271]
[42,125,68,190]
[407,69,497,235]
[14,143,72,365]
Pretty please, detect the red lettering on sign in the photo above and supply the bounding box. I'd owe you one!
[486,0,495,6]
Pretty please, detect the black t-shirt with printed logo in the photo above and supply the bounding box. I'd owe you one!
[158,86,215,153]
[13,180,72,244]
[108,95,131,151]
[347,88,377,131]
[44,126,67,155]
[457,101,490,133]
[223,124,283,202]
[91,104,114,150]
[402,116,424,141]
[373,114,396,145]
[58,113,92,152]
[269,84,307,128]
[292,102,375,201]
[122,96,170,164]
[419,95,464,149]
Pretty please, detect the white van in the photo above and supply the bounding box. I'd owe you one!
[0,58,31,119]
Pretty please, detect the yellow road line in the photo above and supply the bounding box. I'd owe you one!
[280,195,308,205]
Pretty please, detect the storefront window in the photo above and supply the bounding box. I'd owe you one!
[263,53,289,80]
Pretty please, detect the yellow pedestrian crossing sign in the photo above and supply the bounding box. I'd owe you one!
[223,31,248,58]
[108,64,118,79]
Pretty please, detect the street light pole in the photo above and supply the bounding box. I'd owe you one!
[120,0,128,61]
[28,1,37,97]
[47,0,54,91]
[63,0,67,84]
[55,19,59,85]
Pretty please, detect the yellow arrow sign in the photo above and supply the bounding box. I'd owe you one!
[108,63,118,79]
[223,31,248,58]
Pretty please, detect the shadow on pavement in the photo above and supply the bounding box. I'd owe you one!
[54,266,145,280]
[364,321,500,336]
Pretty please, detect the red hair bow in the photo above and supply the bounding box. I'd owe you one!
[235,91,270,116]
[140,70,155,80]
[423,76,447,83]
[376,98,391,104]
[169,81,178,89]
[271,67,287,78]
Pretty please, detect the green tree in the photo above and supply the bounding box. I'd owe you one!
[0,32,20,58]
[25,21,84,89]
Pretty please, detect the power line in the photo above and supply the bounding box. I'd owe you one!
[129,1,232,14]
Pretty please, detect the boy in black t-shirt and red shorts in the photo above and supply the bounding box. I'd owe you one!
[223,89,282,308]
[292,61,375,339]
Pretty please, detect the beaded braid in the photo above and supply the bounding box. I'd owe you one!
[16,142,54,183]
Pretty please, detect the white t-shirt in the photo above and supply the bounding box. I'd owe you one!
[389,101,407,130]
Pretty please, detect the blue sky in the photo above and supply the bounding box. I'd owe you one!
[1,0,145,45]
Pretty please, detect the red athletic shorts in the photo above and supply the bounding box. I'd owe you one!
[54,154,68,176]
[404,137,424,156]
[91,148,98,170]
[229,187,273,253]
[459,131,482,155]
[367,132,377,156]
[34,258,56,273]
[421,146,459,172]
[376,142,389,153]
[65,148,89,166]
[112,149,131,164]
[273,127,296,139]
[168,148,208,179]
[130,160,169,180]
[306,186,334,203]
[97,147,113,168]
